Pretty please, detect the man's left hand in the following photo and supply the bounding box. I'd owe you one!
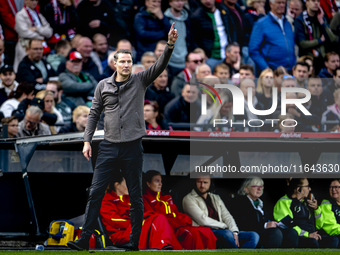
[168,22,178,46]
[233,233,239,247]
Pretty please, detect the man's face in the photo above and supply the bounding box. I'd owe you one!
[306,0,320,12]
[239,69,254,80]
[154,70,168,90]
[142,56,156,69]
[169,0,184,12]
[196,177,211,195]
[325,55,340,72]
[66,59,83,75]
[289,0,303,18]
[226,46,240,64]
[93,36,108,55]
[154,43,166,59]
[282,79,297,88]
[240,79,255,99]
[334,70,340,88]
[0,71,16,87]
[293,65,309,82]
[270,0,287,15]
[116,41,132,51]
[77,38,93,58]
[214,67,230,79]
[308,78,323,97]
[201,0,215,11]
[114,53,133,77]
[24,111,40,131]
[46,83,59,103]
[197,64,212,79]
[27,40,44,62]
[186,53,203,73]
[25,0,38,9]
[182,85,198,103]
[145,0,161,10]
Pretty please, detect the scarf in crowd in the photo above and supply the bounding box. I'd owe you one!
[302,10,320,57]
[183,68,192,82]
[24,5,41,27]
[247,9,258,16]
[50,0,75,39]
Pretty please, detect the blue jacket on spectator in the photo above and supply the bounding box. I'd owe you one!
[249,13,296,71]
[133,7,171,62]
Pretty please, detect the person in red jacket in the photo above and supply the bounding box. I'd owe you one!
[100,174,182,250]
[143,170,217,250]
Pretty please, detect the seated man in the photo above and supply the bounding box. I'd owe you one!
[59,105,90,133]
[59,51,97,106]
[16,39,57,91]
[182,174,259,248]
[0,64,18,106]
[17,105,51,137]
[141,52,157,70]
[100,173,182,250]
[91,33,114,75]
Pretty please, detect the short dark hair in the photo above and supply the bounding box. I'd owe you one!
[144,170,161,184]
[47,80,63,91]
[294,61,310,72]
[113,49,133,62]
[55,40,71,54]
[1,116,18,125]
[27,39,42,49]
[185,52,196,62]
[107,172,125,193]
[9,82,34,99]
[225,42,240,53]
[239,64,254,75]
[325,52,339,62]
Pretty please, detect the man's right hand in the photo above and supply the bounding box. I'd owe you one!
[309,231,321,240]
[83,141,92,161]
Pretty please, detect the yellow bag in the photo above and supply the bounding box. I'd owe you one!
[47,220,74,246]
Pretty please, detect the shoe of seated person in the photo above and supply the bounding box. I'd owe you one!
[117,241,139,251]
[67,233,90,251]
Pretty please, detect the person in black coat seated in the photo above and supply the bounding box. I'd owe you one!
[59,105,90,133]
[144,100,171,130]
[229,177,284,248]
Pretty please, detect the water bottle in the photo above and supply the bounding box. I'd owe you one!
[35,245,44,251]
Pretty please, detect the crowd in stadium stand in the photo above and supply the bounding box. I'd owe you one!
[0,0,340,137]
[99,171,340,249]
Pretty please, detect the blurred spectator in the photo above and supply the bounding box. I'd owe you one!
[1,116,19,138]
[249,0,296,72]
[320,0,339,21]
[102,51,117,78]
[0,65,18,106]
[274,66,289,92]
[116,39,133,52]
[91,33,113,75]
[0,39,10,67]
[171,52,202,97]
[164,84,200,124]
[277,113,296,132]
[239,64,256,81]
[59,51,97,106]
[47,40,72,71]
[17,105,51,137]
[16,39,57,91]
[330,12,340,35]
[44,0,78,41]
[146,69,175,114]
[0,82,34,117]
[256,68,275,110]
[286,0,303,30]
[164,0,194,77]
[221,43,241,77]
[196,63,212,80]
[292,61,309,88]
[318,52,340,82]
[133,0,171,61]
[321,88,340,131]
[298,55,315,77]
[193,48,208,63]
[281,74,298,88]
[14,0,53,71]
[59,105,90,133]
[243,0,266,66]
[306,76,328,118]
[154,40,167,60]
[76,0,116,41]
[323,67,340,105]
[46,80,76,125]
[213,63,231,84]
[132,64,145,74]
[191,0,231,69]
[57,37,101,81]
[144,100,171,130]
[141,52,157,69]
[70,34,83,48]
[295,0,339,74]
[221,0,246,48]
[0,0,24,64]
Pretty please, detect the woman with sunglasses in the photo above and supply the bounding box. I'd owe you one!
[274,178,338,248]
[230,177,284,248]
[317,179,340,247]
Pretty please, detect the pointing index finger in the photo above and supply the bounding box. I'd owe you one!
[170,22,175,31]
